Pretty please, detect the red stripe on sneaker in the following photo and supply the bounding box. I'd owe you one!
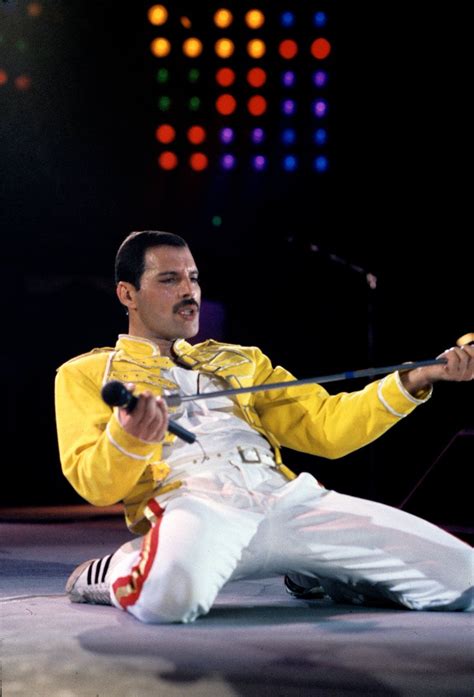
[112,501,164,609]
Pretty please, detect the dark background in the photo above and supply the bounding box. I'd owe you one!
[1,2,472,534]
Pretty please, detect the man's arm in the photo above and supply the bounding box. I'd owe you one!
[55,363,168,507]
[251,345,472,460]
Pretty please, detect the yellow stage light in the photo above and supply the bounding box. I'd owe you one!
[183,37,203,58]
[214,9,233,28]
[247,39,266,59]
[148,5,168,26]
[151,37,171,57]
[245,9,265,29]
[215,38,235,58]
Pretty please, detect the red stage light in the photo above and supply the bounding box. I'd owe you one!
[189,152,208,171]
[279,39,298,59]
[155,124,176,143]
[246,67,266,88]
[158,151,178,169]
[216,94,237,115]
[311,38,331,59]
[247,95,267,116]
[187,126,206,144]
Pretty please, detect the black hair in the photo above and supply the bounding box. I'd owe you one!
[114,230,188,289]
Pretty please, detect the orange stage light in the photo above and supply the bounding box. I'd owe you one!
[215,38,235,58]
[214,9,233,28]
[151,37,171,57]
[148,5,168,26]
[183,37,203,58]
[247,39,266,59]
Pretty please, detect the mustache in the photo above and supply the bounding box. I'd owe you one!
[173,298,200,314]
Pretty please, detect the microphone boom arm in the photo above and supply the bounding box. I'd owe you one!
[164,358,447,408]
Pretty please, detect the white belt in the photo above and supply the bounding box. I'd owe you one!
[167,445,276,469]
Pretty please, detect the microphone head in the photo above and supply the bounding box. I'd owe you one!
[101,380,131,408]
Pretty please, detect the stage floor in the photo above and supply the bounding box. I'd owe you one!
[1,510,473,697]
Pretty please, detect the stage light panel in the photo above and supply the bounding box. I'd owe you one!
[150,3,333,172]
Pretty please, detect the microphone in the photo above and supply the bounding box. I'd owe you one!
[101,380,196,444]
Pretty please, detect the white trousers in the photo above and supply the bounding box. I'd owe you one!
[109,460,473,623]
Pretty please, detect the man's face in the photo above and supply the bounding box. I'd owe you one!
[126,245,201,341]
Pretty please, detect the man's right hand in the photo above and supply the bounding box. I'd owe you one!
[118,383,169,443]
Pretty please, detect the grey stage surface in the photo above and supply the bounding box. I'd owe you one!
[1,511,473,697]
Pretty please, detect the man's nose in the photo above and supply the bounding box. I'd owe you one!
[180,277,195,297]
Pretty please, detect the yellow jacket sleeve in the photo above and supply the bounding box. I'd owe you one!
[252,349,431,459]
[55,359,160,506]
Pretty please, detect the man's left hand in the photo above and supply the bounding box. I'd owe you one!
[400,345,474,396]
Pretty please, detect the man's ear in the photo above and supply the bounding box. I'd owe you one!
[116,281,137,311]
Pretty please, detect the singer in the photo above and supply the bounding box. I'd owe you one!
[55,230,474,623]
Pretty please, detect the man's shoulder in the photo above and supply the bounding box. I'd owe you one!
[57,346,115,372]
[190,339,263,356]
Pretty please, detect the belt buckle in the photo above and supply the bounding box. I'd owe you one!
[238,447,261,463]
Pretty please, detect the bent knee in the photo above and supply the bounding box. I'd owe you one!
[127,566,215,624]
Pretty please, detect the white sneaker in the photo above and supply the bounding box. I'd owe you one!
[66,554,114,605]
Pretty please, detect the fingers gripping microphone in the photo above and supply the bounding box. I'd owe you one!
[101,380,196,444]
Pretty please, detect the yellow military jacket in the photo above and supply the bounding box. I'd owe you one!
[55,335,430,534]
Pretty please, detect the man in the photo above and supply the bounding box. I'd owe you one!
[55,230,473,623]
